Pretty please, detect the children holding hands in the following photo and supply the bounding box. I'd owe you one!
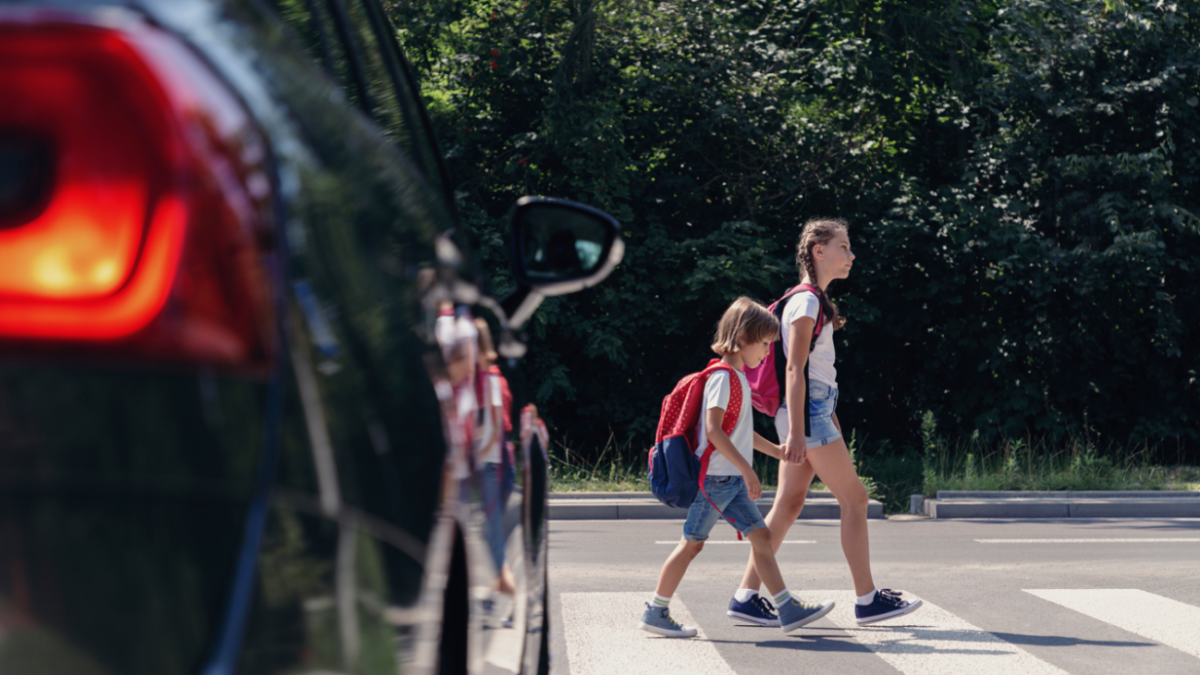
[639,297,835,638]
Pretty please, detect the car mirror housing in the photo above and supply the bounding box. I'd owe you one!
[501,197,623,330]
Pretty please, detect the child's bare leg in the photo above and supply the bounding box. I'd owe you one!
[745,528,786,596]
[806,438,875,596]
[739,459,816,591]
[655,539,705,597]
[496,563,517,596]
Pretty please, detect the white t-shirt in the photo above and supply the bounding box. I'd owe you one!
[474,373,504,464]
[780,290,836,388]
[695,369,754,476]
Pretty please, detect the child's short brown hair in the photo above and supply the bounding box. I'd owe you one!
[710,297,780,356]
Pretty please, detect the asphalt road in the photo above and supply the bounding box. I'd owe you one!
[546,517,1200,675]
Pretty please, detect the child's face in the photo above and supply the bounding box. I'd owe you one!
[740,337,772,370]
[816,231,855,281]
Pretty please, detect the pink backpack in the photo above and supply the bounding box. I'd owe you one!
[744,284,824,434]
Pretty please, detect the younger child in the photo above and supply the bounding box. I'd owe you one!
[639,297,834,638]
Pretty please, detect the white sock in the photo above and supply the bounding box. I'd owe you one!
[652,593,671,608]
[734,588,758,603]
[856,589,878,606]
[772,588,792,605]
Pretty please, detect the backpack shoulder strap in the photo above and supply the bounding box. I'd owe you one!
[701,361,742,432]
[797,283,825,341]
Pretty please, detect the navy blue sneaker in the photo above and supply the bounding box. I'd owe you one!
[854,589,923,625]
[727,595,780,627]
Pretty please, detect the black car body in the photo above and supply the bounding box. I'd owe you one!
[0,1,620,673]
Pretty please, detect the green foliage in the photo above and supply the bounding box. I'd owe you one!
[389,0,1200,463]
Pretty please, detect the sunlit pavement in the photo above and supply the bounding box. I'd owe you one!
[547,518,1200,675]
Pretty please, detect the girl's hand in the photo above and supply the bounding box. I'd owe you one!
[783,435,807,465]
[743,470,763,501]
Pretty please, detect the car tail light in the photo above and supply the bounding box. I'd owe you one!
[0,13,275,371]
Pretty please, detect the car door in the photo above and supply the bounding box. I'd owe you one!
[129,0,468,672]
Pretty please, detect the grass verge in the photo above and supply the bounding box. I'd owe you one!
[549,424,1199,514]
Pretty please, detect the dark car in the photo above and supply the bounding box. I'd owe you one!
[0,1,621,674]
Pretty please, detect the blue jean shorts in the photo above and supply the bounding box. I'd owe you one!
[682,475,767,542]
[776,380,841,448]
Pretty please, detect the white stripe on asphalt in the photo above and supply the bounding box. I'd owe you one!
[808,591,1071,675]
[560,592,737,675]
[978,538,1200,543]
[1024,589,1200,660]
[654,540,816,545]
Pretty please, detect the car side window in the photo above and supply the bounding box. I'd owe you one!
[266,0,358,106]
[337,0,449,200]
[266,0,449,203]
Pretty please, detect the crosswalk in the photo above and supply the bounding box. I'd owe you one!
[1025,589,1200,660]
[559,589,1200,675]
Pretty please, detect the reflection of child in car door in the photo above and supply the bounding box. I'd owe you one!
[435,304,478,495]
[475,319,518,615]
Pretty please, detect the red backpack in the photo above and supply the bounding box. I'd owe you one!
[647,359,744,534]
[743,284,824,436]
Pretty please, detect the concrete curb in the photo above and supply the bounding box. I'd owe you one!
[548,491,882,520]
[911,490,1200,519]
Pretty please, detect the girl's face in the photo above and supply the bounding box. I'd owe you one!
[739,337,772,370]
[815,231,855,281]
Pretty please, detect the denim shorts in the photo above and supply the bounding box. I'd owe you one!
[776,380,841,448]
[682,475,767,542]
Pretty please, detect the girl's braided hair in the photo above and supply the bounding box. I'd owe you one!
[796,218,848,330]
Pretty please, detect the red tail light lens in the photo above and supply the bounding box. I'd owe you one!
[0,14,275,370]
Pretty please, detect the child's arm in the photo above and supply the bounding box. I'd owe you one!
[753,431,783,459]
[704,406,762,500]
[477,380,501,462]
[783,316,815,465]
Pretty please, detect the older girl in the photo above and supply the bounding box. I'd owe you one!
[727,219,923,627]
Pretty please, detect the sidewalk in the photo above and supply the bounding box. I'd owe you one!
[914,490,1200,519]
[548,490,885,520]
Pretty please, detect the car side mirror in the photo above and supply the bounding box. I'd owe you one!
[500,197,623,331]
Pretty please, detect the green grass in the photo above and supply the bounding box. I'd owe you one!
[548,434,786,493]
[920,438,1200,495]
[548,424,1199,515]
[548,433,876,496]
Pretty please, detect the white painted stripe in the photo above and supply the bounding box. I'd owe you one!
[809,591,1070,675]
[1025,589,1200,660]
[978,538,1200,543]
[560,592,737,675]
[654,540,816,545]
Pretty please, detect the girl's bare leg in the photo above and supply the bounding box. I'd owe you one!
[805,438,875,595]
[738,458,816,591]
